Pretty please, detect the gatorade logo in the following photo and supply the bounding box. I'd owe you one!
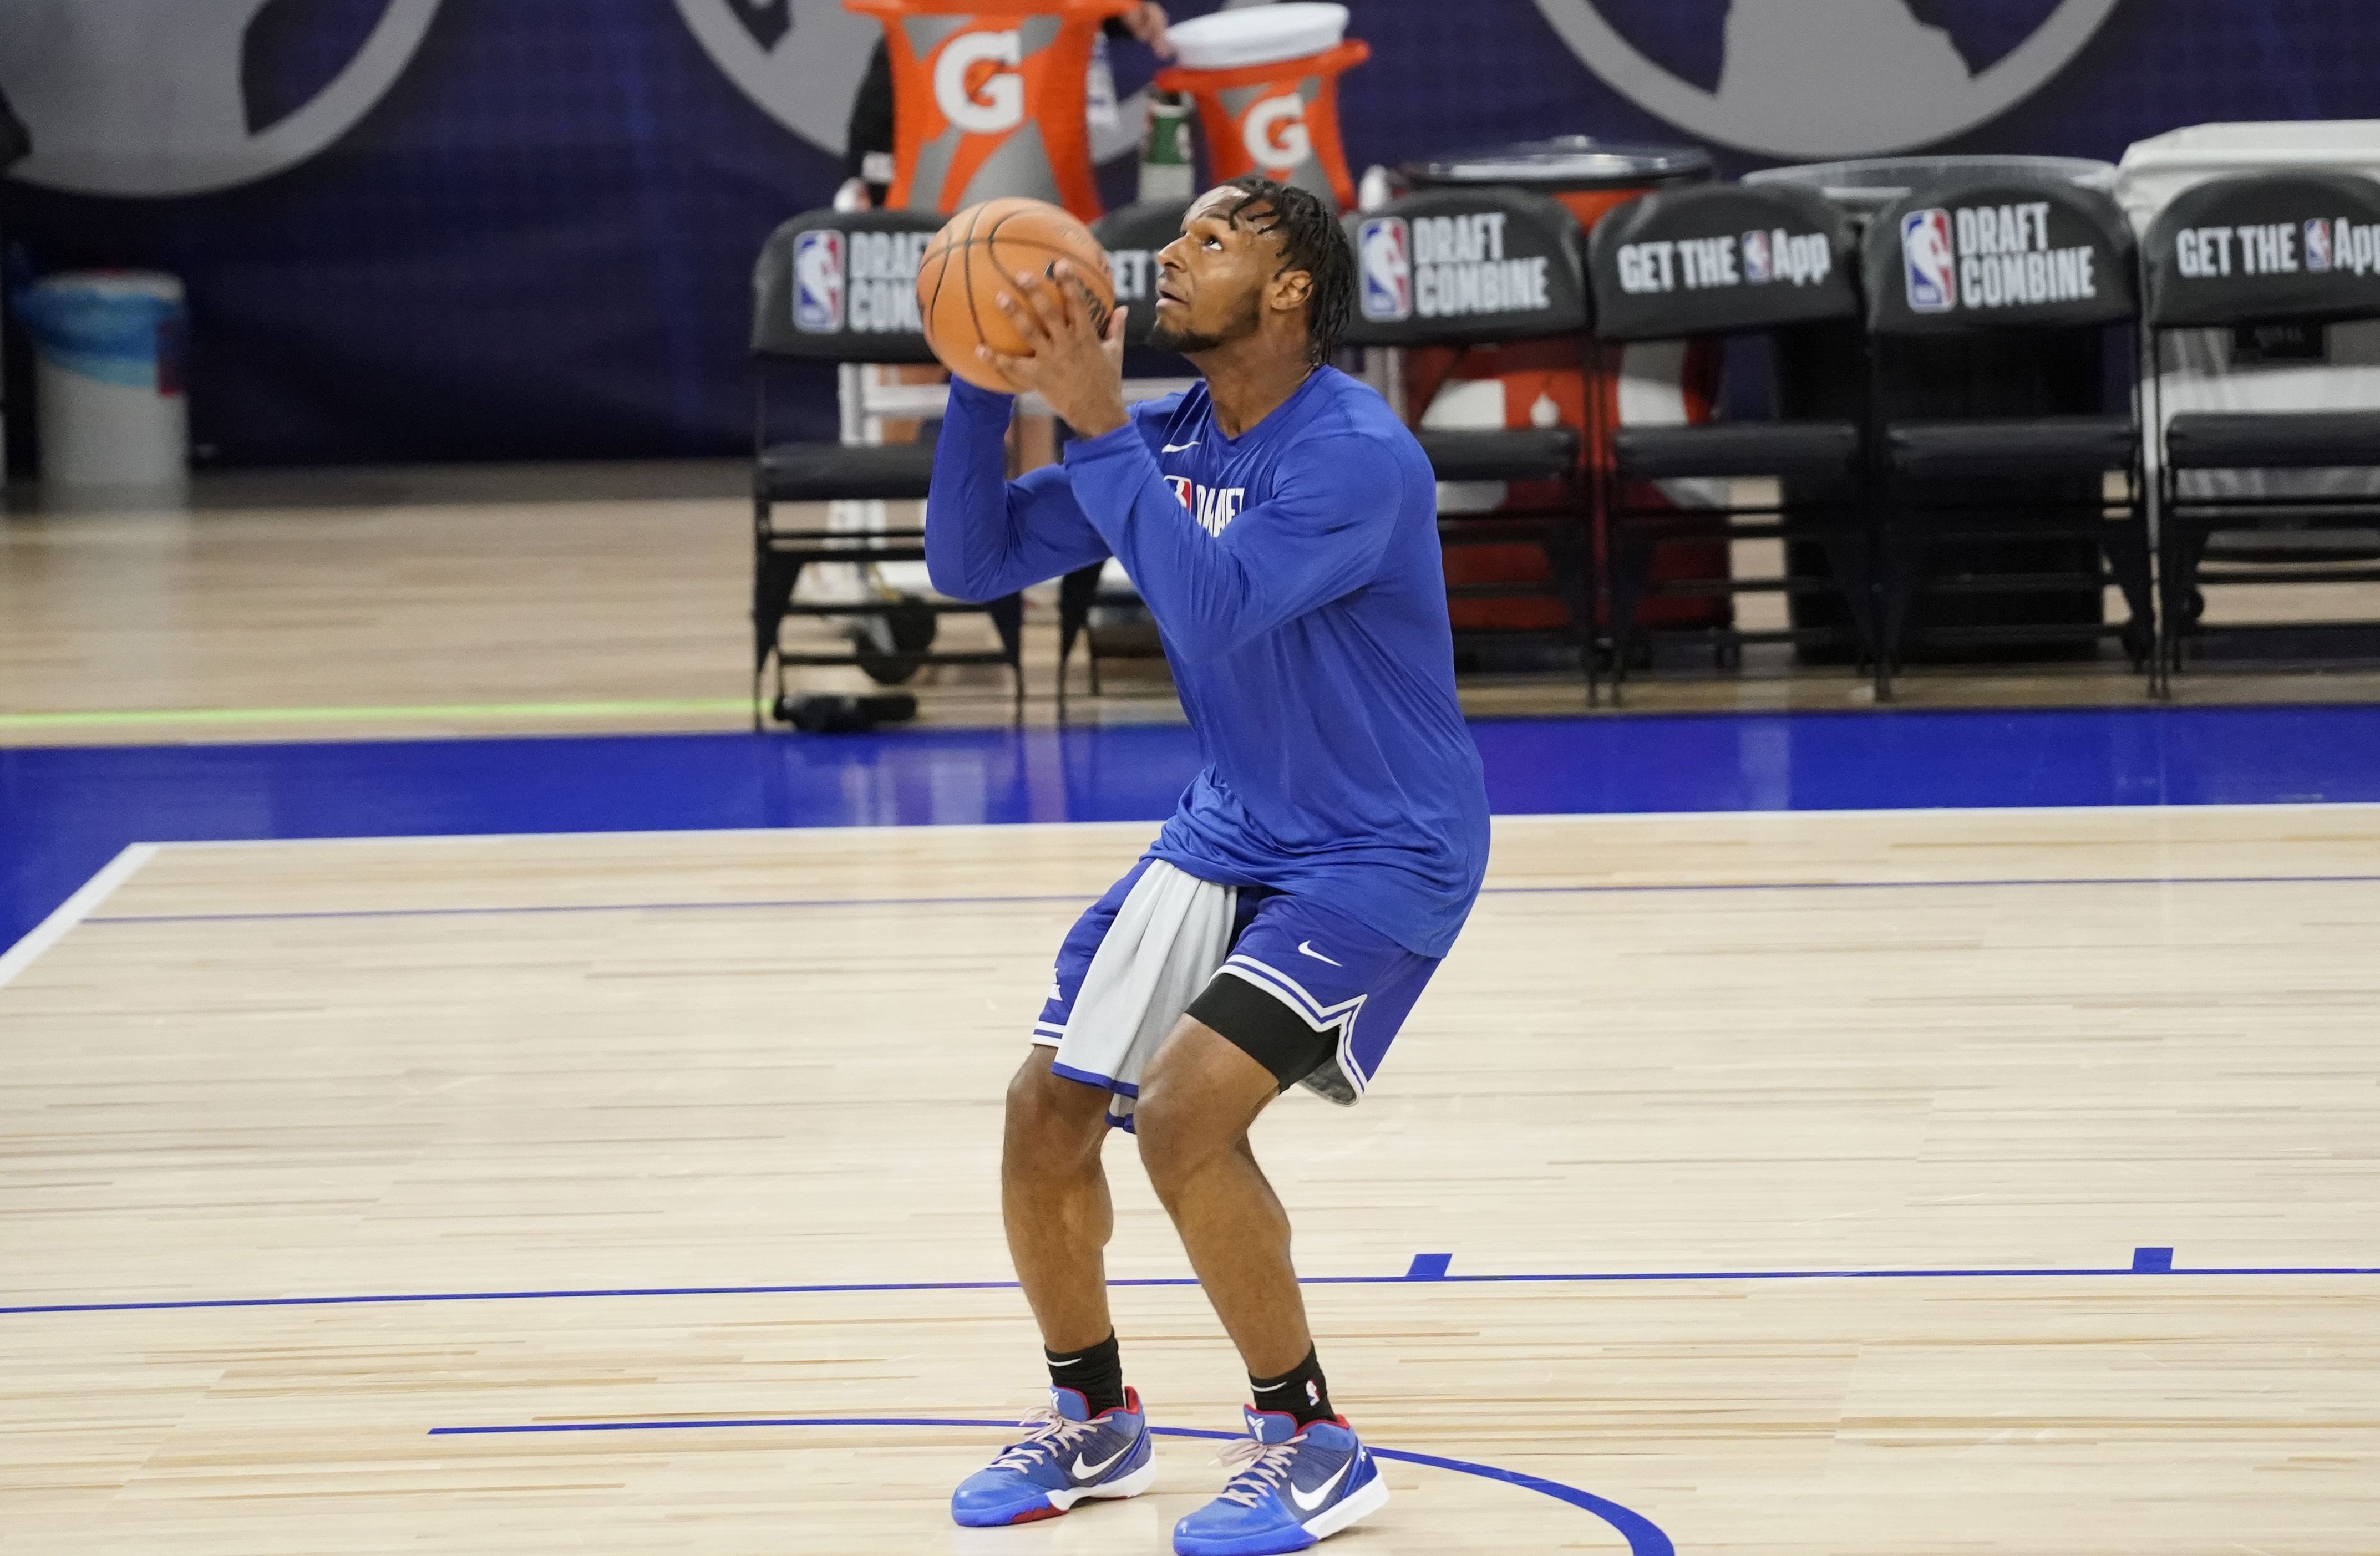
[1241,95,1311,172]
[935,30,1026,135]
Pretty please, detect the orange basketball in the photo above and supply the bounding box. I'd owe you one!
[916,198,1115,393]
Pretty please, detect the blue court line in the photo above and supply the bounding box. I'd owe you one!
[9,1251,2373,1318]
[422,1415,1674,1556]
[75,871,2380,929]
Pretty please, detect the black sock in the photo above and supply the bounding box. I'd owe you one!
[1249,1345,1334,1428]
[1045,1333,1126,1416]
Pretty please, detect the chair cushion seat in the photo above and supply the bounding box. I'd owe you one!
[759,441,937,502]
[2164,411,2380,471]
[1416,427,1579,483]
[1613,421,1860,480]
[1886,416,2137,479]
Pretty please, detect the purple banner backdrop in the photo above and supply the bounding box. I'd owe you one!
[0,0,2371,468]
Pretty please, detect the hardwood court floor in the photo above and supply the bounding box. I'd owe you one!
[9,466,2380,748]
[3,808,2376,1553]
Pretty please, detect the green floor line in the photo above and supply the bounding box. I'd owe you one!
[0,698,755,730]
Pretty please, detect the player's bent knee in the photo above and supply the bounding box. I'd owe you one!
[1006,1050,1111,1145]
[1129,1084,1234,1195]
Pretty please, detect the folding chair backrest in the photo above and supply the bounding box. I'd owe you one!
[751,207,943,365]
[2141,170,2380,329]
[1864,176,2137,335]
[1587,182,1858,342]
[1092,199,1193,348]
[1338,187,1588,347]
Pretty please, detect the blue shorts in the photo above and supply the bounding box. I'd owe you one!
[1033,858,1440,1113]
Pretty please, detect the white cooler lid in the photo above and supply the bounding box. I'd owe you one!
[1165,3,1348,71]
[2115,120,2380,230]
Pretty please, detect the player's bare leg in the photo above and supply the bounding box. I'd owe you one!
[951,1049,1155,1530]
[1139,1015,1384,1553]
[1002,1047,1119,1352]
[1132,1018,1310,1375]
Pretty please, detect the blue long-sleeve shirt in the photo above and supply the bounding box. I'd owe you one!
[925,369,1489,958]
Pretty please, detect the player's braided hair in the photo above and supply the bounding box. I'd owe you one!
[1221,174,1354,366]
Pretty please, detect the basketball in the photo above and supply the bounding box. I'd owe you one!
[916,197,1115,392]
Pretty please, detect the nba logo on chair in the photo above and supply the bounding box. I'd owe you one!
[1740,228,1772,284]
[1900,207,1956,312]
[2305,216,2334,272]
[792,230,844,333]
[1358,217,1410,322]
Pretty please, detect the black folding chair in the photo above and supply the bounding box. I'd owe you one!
[2140,169,2380,695]
[1586,181,1870,701]
[749,209,1023,728]
[1339,187,1594,696]
[1859,177,2154,698]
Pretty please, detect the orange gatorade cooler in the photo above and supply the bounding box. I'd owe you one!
[1155,3,1368,210]
[847,0,1134,219]
[1399,138,1723,638]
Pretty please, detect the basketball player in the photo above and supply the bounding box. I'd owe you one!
[924,177,1489,1555]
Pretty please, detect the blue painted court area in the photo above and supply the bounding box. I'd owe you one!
[7,703,2380,956]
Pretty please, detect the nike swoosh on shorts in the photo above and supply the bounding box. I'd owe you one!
[1297,940,1342,966]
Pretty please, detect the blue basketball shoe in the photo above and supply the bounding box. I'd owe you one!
[950,1386,1155,1527]
[1171,1407,1388,1555]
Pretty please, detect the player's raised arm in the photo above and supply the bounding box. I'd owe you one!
[922,378,1110,603]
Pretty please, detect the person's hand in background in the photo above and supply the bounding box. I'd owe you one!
[1118,2,1173,59]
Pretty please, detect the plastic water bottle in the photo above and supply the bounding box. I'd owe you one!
[1139,91,1196,204]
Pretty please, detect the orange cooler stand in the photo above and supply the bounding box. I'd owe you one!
[1155,4,1368,210]
[1400,139,1720,636]
[848,0,1133,219]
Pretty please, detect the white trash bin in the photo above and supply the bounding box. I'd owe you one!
[19,270,189,499]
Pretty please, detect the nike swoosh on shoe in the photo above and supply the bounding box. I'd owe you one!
[1072,1442,1132,1481]
[1288,1458,1352,1512]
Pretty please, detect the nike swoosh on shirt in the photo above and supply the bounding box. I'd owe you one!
[1297,941,1342,967]
[1288,1458,1353,1512]
[1161,441,1200,452]
[1073,1442,1133,1481]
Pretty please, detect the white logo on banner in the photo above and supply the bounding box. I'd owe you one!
[674,0,884,157]
[1528,0,2119,157]
[1241,95,1311,171]
[935,30,1025,134]
[0,0,443,197]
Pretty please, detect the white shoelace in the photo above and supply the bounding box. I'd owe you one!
[989,1406,1100,1473]
[1214,1436,1303,1508]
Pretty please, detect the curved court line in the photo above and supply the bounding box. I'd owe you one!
[77,871,2380,928]
[9,1258,2374,1318]
[423,1415,1674,1556]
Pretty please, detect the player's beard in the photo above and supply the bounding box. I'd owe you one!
[1148,287,1262,356]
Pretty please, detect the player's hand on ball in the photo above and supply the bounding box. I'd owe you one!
[982,262,1130,439]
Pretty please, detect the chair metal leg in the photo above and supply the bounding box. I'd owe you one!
[987,592,1027,723]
